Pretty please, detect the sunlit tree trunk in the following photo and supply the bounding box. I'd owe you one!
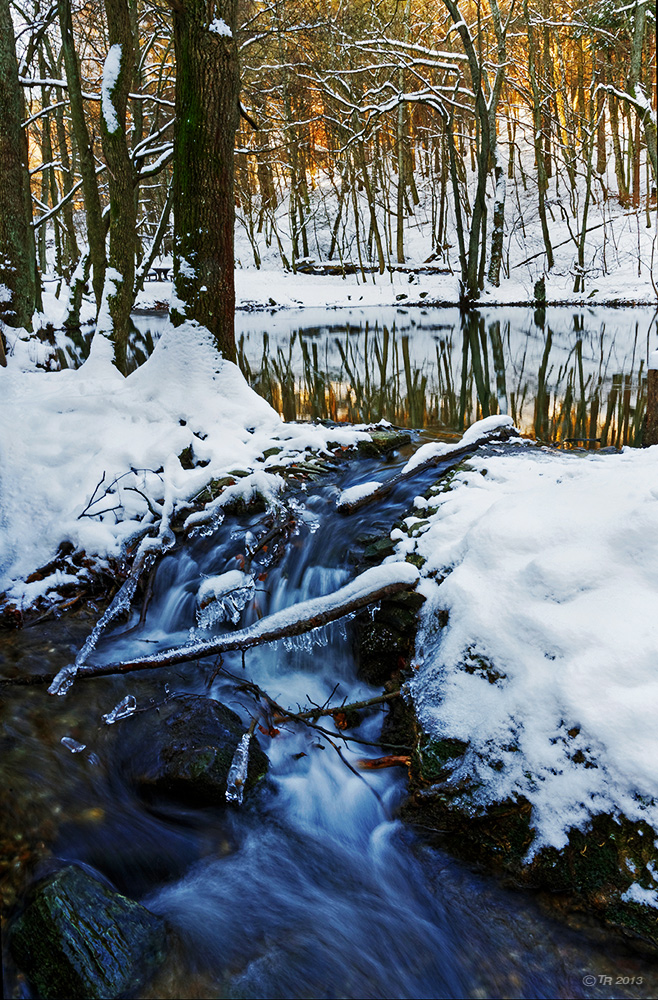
[171,0,239,361]
[58,0,106,307]
[524,0,554,271]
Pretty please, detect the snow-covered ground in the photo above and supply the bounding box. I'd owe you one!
[0,322,373,605]
[389,424,658,896]
[126,152,658,314]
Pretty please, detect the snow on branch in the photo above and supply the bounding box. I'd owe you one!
[44,563,421,686]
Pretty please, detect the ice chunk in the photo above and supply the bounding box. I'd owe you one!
[49,664,78,697]
[102,694,137,725]
[226,732,251,805]
[196,570,255,627]
[61,736,86,753]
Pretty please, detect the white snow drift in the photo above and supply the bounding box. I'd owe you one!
[391,433,658,867]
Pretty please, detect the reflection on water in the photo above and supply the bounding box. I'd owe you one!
[55,306,657,449]
[235,306,658,448]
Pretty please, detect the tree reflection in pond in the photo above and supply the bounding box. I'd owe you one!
[236,306,657,448]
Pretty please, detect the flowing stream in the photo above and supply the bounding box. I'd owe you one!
[2,441,656,999]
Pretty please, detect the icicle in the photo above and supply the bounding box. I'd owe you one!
[60,736,86,753]
[49,664,79,696]
[196,572,255,628]
[226,723,256,805]
[102,694,137,725]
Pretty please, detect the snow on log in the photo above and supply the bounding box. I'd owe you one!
[337,416,520,514]
[59,563,421,683]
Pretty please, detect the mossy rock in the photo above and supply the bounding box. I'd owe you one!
[357,621,409,685]
[9,864,167,999]
[363,537,396,561]
[356,429,412,457]
[402,730,658,951]
[376,591,426,634]
[108,695,268,806]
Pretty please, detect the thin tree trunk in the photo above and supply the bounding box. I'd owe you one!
[98,0,137,374]
[58,0,106,307]
[524,0,554,270]
[0,0,41,328]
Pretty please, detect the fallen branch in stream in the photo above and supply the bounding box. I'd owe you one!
[337,423,521,514]
[227,674,406,807]
[216,665,411,750]
[1,564,420,690]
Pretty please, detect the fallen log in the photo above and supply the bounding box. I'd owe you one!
[1,564,420,689]
[336,420,521,514]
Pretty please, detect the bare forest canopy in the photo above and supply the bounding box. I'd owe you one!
[0,0,656,368]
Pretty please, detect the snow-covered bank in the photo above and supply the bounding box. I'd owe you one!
[390,432,658,904]
[127,198,658,315]
[131,254,658,318]
[0,322,372,605]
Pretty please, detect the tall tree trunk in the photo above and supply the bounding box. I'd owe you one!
[97,0,137,374]
[524,0,554,270]
[172,0,238,361]
[486,0,507,288]
[58,0,106,307]
[626,0,657,181]
[0,0,41,328]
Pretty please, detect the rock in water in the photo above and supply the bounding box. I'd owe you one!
[9,864,167,999]
[111,694,269,804]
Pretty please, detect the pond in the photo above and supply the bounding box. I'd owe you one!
[232,305,658,447]
[53,304,658,447]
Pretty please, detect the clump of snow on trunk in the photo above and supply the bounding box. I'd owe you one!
[101,44,122,134]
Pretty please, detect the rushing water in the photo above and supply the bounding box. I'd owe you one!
[2,443,656,999]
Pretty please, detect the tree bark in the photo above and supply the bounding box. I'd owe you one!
[98,0,137,374]
[58,0,106,308]
[0,0,41,328]
[172,0,239,361]
[524,0,554,270]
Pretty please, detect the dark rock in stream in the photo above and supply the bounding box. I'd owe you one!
[9,864,167,999]
[356,428,411,457]
[357,590,425,686]
[108,694,269,806]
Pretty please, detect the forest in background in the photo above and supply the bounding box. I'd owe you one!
[0,0,656,368]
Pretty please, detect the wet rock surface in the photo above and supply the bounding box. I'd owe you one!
[9,864,167,999]
[356,589,425,685]
[108,694,269,806]
[402,710,658,954]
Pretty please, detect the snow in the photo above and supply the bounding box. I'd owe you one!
[0,321,373,603]
[401,415,516,475]
[101,44,122,134]
[622,882,658,908]
[337,480,383,507]
[209,17,232,36]
[399,439,658,861]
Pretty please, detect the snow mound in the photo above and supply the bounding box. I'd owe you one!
[403,445,658,854]
[0,322,371,601]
